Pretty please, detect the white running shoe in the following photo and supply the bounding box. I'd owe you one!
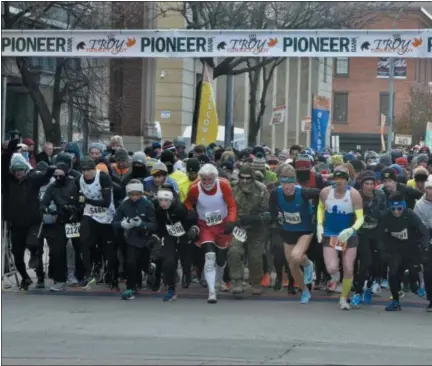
[371,282,381,295]
[339,298,351,310]
[207,292,217,304]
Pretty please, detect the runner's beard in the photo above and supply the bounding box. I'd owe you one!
[202,182,216,191]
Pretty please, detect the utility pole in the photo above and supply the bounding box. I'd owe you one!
[224,74,234,147]
[387,9,403,152]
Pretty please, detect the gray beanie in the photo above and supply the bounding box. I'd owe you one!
[379,153,392,167]
[132,151,147,165]
[251,155,266,172]
[88,142,104,153]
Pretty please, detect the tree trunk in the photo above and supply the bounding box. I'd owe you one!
[248,91,259,146]
[16,57,62,145]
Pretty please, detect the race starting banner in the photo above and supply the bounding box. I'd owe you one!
[2,29,432,58]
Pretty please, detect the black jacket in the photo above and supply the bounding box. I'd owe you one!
[3,169,54,227]
[40,177,82,224]
[154,199,197,239]
[36,151,54,165]
[113,196,157,248]
[382,183,423,210]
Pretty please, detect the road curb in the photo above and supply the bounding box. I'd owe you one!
[3,289,428,309]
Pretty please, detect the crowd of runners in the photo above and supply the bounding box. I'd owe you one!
[1,131,431,312]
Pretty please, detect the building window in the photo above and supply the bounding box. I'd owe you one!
[333,92,348,123]
[30,57,56,72]
[379,92,394,124]
[334,57,349,76]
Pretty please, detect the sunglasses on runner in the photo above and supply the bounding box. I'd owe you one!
[391,207,404,212]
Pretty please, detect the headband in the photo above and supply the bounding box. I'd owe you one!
[280,177,296,184]
[334,171,350,181]
[388,200,406,209]
[126,182,144,194]
[157,190,174,201]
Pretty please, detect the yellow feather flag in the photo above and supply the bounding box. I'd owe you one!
[196,63,219,145]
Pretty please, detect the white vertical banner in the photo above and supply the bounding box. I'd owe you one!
[295,59,302,144]
[284,58,291,149]
[306,57,312,147]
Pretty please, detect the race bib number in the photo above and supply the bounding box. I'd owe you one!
[166,222,185,237]
[205,211,223,226]
[283,212,301,224]
[84,205,107,217]
[233,226,247,242]
[65,223,80,238]
[391,229,408,240]
[329,237,346,252]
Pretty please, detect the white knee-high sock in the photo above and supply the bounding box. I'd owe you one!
[204,252,216,294]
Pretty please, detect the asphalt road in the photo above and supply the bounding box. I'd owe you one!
[2,292,432,365]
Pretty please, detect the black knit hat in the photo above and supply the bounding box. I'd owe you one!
[360,170,376,185]
[160,150,175,164]
[186,158,200,173]
[381,167,396,181]
[81,156,96,170]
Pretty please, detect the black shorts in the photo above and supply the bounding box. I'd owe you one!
[323,235,359,249]
[279,229,313,245]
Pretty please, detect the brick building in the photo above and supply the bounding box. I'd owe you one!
[332,8,432,151]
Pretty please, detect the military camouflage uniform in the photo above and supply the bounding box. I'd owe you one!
[228,178,269,293]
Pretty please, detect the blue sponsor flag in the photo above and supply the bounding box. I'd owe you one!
[311,107,330,152]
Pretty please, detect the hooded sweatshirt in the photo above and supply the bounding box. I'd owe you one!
[414,195,432,230]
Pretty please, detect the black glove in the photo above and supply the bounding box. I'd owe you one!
[223,221,235,234]
[187,226,199,241]
[44,207,57,215]
[240,215,260,226]
[149,235,162,260]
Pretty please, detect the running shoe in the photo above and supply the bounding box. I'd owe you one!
[67,273,79,286]
[390,290,405,300]
[207,291,217,304]
[80,276,96,289]
[252,286,263,295]
[371,282,382,295]
[122,289,135,300]
[362,288,373,305]
[303,261,314,285]
[260,272,271,288]
[416,287,426,298]
[50,282,66,292]
[163,289,177,302]
[273,277,283,292]
[327,280,337,292]
[300,290,311,304]
[220,282,230,292]
[380,279,389,289]
[35,278,45,289]
[339,298,351,310]
[385,299,401,311]
[351,293,361,308]
[19,278,33,291]
[426,302,432,312]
